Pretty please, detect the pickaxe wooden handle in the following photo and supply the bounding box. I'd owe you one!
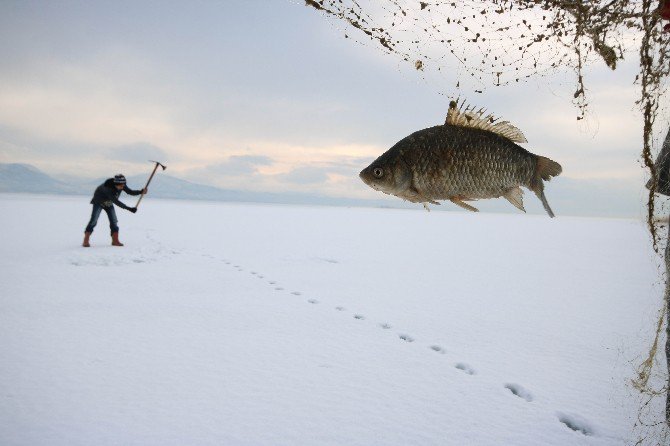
[136,160,166,208]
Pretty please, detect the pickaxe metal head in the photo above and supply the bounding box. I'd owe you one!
[135,160,166,209]
[149,160,167,171]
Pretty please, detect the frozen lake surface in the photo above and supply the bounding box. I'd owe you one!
[0,193,665,445]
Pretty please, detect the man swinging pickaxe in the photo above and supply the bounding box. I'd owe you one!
[82,160,165,247]
[135,160,167,210]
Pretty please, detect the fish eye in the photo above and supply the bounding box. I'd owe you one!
[373,167,384,178]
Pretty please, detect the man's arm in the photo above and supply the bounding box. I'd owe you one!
[123,185,145,196]
[112,196,133,211]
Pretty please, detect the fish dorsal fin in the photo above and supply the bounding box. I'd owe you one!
[445,100,528,144]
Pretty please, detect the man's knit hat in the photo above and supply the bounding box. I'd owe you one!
[113,174,127,185]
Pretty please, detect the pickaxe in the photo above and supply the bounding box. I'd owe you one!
[136,160,166,209]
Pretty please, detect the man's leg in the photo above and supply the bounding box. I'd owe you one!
[104,206,123,246]
[83,204,102,247]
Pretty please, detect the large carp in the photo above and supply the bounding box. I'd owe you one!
[359,101,562,217]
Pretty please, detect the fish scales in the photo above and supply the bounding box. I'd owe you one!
[359,101,562,217]
[405,125,535,200]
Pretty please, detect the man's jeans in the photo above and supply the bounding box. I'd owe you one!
[85,204,119,234]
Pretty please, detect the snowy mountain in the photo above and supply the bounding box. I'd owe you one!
[0,163,80,194]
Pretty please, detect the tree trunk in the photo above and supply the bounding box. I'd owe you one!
[666,220,670,423]
[646,126,670,422]
[649,126,670,422]
[646,129,670,197]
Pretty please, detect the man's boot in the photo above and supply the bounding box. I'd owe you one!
[111,232,124,247]
[82,232,92,247]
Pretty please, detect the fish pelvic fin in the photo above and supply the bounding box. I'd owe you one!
[445,99,527,144]
[422,199,441,211]
[449,197,479,213]
[503,187,526,213]
[530,156,562,218]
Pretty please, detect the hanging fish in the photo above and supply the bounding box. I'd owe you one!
[359,100,562,217]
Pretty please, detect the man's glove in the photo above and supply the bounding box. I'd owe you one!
[129,207,138,213]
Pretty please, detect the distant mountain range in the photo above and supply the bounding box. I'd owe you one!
[0,162,409,209]
[0,162,646,217]
[0,163,82,195]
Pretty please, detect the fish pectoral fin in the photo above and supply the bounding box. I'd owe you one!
[408,185,440,205]
[449,198,479,213]
[405,186,440,208]
[503,187,526,213]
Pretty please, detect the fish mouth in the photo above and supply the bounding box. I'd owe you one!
[359,170,371,186]
[360,169,386,193]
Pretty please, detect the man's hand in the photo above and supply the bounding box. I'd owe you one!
[142,188,148,194]
[129,207,138,213]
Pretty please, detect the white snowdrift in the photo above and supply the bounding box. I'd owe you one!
[0,194,665,445]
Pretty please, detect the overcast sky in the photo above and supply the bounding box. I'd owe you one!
[0,0,666,217]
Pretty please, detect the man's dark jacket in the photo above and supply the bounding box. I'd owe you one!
[91,179,142,210]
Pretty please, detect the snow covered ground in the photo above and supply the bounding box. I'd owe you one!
[0,193,665,445]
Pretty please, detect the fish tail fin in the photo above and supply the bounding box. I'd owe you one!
[536,156,562,181]
[530,156,562,218]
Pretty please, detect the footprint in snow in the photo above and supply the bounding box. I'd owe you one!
[257,275,264,279]
[268,281,276,285]
[353,314,365,320]
[307,299,319,304]
[275,287,284,291]
[335,306,346,311]
[250,271,257,275]
[316,257,339,264]
[291,291,302,296]
[455,363,476,375]
[557,413,594,436]
[504,383,533,402]
[429,345,445,353]
[398,334,414,343]
[379,323,392,329]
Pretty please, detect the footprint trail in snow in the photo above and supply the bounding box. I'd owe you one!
[206,251,596,438]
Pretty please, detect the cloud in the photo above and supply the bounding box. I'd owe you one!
[107,142,168,164]
[203,155,274,176]
[273,155,375,187]
[181,155,275,187]
[279,166,330,185]
[171,153,376,199]
[0,138,29,162]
